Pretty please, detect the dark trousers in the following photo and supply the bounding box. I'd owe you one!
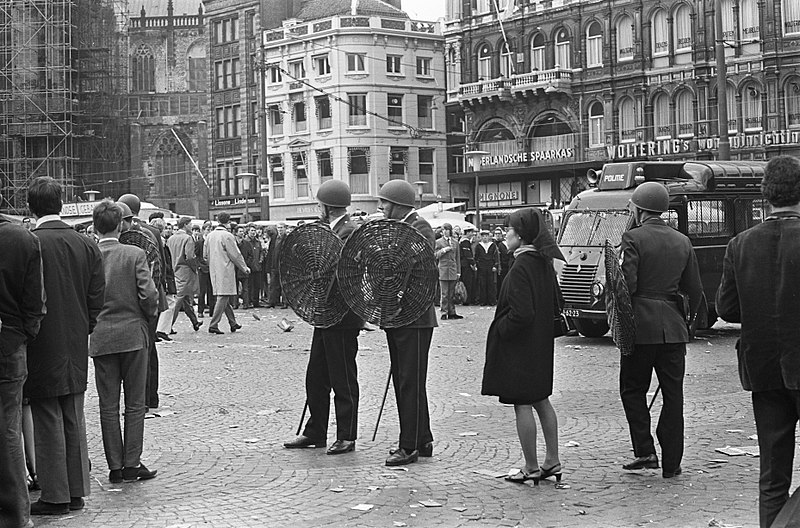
[198,271,214,315]
[440,279,457,316]
[620,343,685,472]
[249,272,262,307]
[0,340,29,527]
[146,318,159,408]
[171,294,199,326]
[261,269,271,301]
[476,267,496,305]
[752,389,800,528]
[269,271,282,306]
[302,328,360,442]
[93,347,148,471]
[29,392,90,504]
[385,327,434,451]
[235,276,250,308]
[210,295,237,330]
[460,266,475,305]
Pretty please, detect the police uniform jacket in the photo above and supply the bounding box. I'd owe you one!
[620,216,703,345]
[716,212,800,391]
[327,214,365,331]
[398,212,437,329]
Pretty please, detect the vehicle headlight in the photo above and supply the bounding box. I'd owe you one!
[591,281,604,298]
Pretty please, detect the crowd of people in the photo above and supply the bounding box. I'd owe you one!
[2,155,800,528]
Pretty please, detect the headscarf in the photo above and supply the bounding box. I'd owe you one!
[505,208,565,261]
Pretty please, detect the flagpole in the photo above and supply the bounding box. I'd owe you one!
[492,0,515,75]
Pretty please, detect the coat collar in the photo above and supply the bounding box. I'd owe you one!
[33,219,71,230]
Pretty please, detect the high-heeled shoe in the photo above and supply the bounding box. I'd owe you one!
[505,468,541,485]
[538,463,563,482]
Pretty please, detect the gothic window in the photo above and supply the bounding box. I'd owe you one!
[154,134,191,197]
[187,43,206,92]
[132,44,155,92]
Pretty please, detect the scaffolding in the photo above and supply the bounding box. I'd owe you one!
[0,0,129,215]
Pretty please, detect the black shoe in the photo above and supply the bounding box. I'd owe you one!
[155,331,172,342]
[327,439,356,455]
[193,321,203,331]
[169,330,177,335]
[386,447,419,466]
[230,323,242,332]
[30,500,69,515]
[122,464,157,482]
[622,454,660,470]
[109,469,123,483]
[418,441,433,457]
[663,467,682,478]
[449,314,464,320]
[441,314,449,320]
[284,435,326,448]
[69,497,85,511]
[208,327,224,335]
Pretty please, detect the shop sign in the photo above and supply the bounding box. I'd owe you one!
[480,148,575,167]
[212,197,257,207]
[480,190,519,202]
[607,139,691,161]
[697,130,800,151]
[295,205,318,214]
[60,202,96,217]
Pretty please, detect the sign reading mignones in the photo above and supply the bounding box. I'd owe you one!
[480,148,575,166]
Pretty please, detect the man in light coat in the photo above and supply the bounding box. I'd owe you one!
[89,201,159,484]
[435,223,462,320]
[167,217,202,332]
[204,212,250,334]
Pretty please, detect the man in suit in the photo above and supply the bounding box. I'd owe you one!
[619,182,702,478]
[284,180,364,455]
[196,221,215,317]
[267,223,287,308]
[494,227,511,296]
[247,226,264,308]
[89,201,159,484]
[474,230,500,306]
[435,223,462,320]
[235,226,253,309]
[204,212,250,334]
[167,217,202,332]
[716,156,800,528]
[458,227,477,305]
[0,213,45,528]
[377,180,437,466]
[25,177,105,515]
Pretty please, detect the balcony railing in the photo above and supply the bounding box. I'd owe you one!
[263,15,441,43]
[459,68,572,104]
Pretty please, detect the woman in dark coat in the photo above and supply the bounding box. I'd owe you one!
[481,208,565,484]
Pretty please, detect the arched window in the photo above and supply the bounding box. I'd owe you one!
[499,43,514,77]
[530,34,545,72]
[586,21,603,67]
[726,84,738,133]
[740,0,759,40]
[653,93,671,139]
[478,44,492,79]
[154,133,191,197]
[187,43,206,92]
[132,44,155,92]
[674,5,692,52]
[720,0,735,42]
[784,0,800,36]
[676,90,694,136]
[617,15,634,61]
[742,85,762,130]
[588,101,604,147]
[555,28,570,69]
[618,97,636,142]
[787,81,800,127]
[652,9,669,55]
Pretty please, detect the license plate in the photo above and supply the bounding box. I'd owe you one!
[563,309,580,317]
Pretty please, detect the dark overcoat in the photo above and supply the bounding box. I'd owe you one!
[25,220,105,398]
[400,212,437,329]
[329,215,365,330]
[482,250,555,404]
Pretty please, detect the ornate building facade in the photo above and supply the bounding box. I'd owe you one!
[444,0,800,227]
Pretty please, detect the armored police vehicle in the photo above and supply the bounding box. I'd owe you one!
[556,160,768,337]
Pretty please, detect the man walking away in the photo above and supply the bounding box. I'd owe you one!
[204,212,250,334]
[26,177,105,515]
[717,155,800,528]
[196,221,215,317]
[167,217,202,333]
[0,212,46,528]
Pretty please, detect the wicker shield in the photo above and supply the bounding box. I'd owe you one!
[337,219,437,329]
[604,240,636,356]
[278,222,349,328]
[120,229,162,288]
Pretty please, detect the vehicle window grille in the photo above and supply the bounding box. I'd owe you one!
[733,198,771,232]
[687,199,732,237]
[559,210,631,246]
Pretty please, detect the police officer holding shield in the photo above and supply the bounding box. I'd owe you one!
[284,180,364,455]
[618,182,702,478]
[377,180,437,466]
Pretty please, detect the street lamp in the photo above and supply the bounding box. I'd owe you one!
[464,150,489,230]
[413,180,426,209]
[239,172,256,224]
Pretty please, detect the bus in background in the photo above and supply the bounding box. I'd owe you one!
[556,160,768,337]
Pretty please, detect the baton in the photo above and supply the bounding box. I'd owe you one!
[296,400,308,436]
[648,384,661,411]
[372,368,393,441]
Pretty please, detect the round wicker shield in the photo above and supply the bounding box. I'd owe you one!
[337,219,437,328]
[278,222,349,328]
[120,229,162,288]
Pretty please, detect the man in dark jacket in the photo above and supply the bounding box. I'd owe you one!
[26,177,106,515]
[284,180,364,455]
[458,227,477,305]
[0,214,45,528]
[716,155,800,528]
[196,221,215,316]
[246,226,263,308]
[618,182,702,479]
[377,180,437,466]
[474,230,500,305]
[267,223,287,308]
[235,226,253,309]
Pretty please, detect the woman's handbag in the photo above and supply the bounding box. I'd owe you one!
[454,280,467,305]
[553,274,569,338]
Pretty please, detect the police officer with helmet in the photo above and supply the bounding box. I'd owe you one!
[377,179,437,466]
[618,181,703,478]
[284,179,364,455]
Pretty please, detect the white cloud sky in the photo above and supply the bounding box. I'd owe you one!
[402,0,445,20]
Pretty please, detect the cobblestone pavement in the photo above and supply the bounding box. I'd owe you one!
[31,306,790,528]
